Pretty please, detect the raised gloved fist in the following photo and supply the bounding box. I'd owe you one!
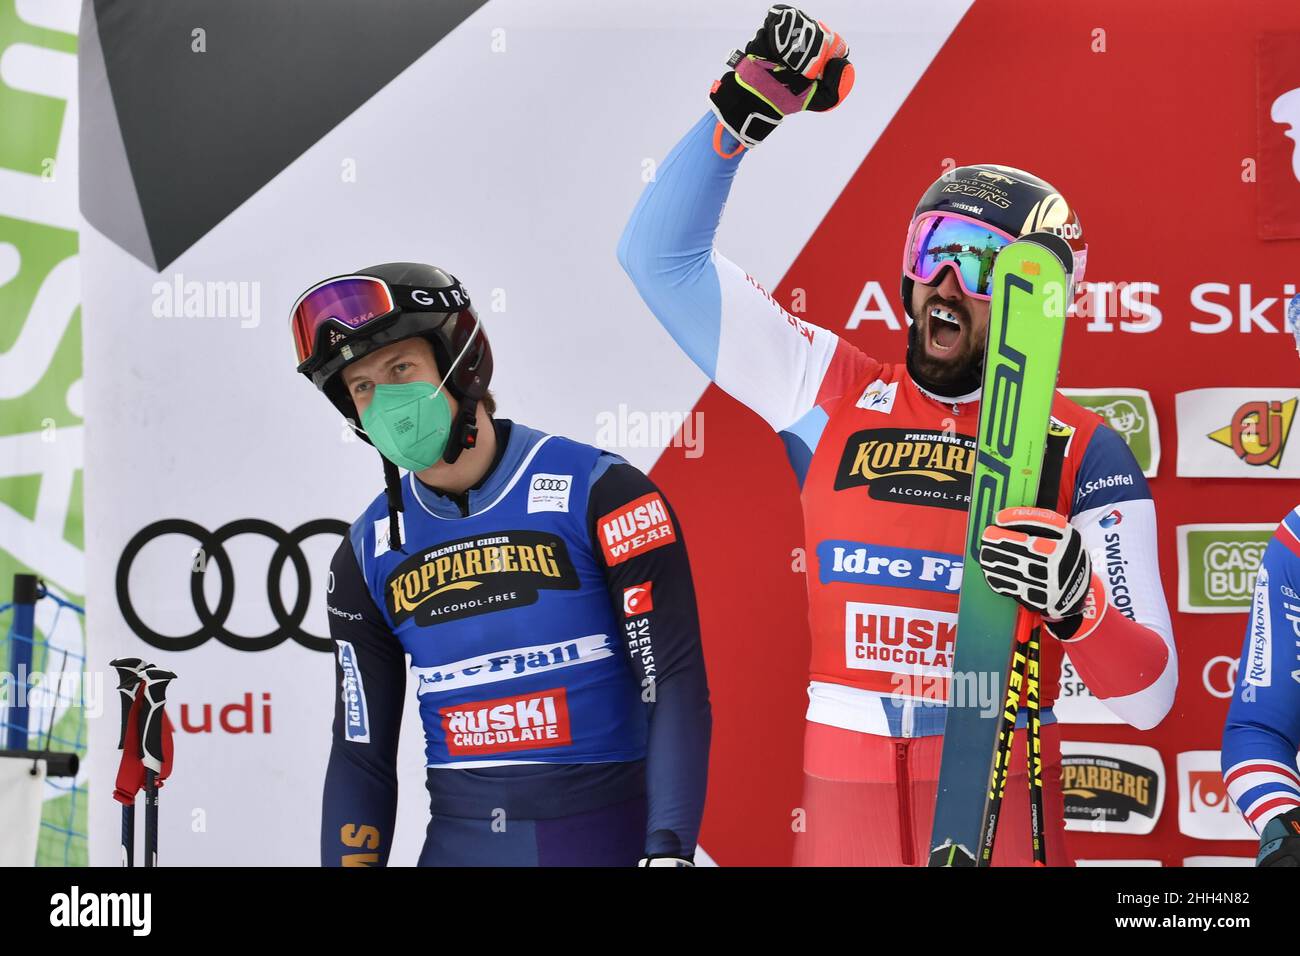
[977,507,1102,641]
[1257,806,1300,867]
[708,5,854,154]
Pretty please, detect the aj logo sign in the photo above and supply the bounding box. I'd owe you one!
[1176,388,1300,479]
[1207,398,1297,468]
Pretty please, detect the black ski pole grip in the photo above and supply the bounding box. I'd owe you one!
[108,657,148,750]
[137,668,177,772]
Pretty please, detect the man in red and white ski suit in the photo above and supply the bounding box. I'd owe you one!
[618,5,1177,865]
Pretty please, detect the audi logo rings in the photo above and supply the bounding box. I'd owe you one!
[531,477,569,491]
[116,518,348,653]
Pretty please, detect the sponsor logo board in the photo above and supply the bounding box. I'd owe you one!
[1061,741,1164,835]
[1176,523,1275,614]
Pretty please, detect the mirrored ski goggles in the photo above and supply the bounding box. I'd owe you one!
[903,212,1018,301]
[290,275,396,369]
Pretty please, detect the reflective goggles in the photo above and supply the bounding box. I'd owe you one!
[903,212,1017,301]
[290,275,397,370]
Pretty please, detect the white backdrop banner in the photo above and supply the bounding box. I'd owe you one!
[79,0,966,864]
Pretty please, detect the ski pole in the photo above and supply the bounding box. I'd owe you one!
[1024,625,1047,866]
[109,657,149,867]
[137,666,176,868]
[976,610,1036,865]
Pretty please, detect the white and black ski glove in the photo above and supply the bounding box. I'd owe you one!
[977,507,1102,641]
[708,4,854,153]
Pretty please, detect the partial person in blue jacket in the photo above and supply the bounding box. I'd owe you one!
[290,262,710,866]
[1222,298,1300,867]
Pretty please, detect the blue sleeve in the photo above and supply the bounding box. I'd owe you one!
[588,458,711,860]
[1222,508,1300,833]
[616,111,741,379]
[1070,422,1150,517]
[320,539,406,866]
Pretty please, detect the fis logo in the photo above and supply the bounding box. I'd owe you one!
[855,378,898,414]
[1099,510,1123,528]
[1207,398,1297,468]
[623,582,654,616]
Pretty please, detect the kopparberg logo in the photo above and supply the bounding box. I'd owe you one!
[834,428,978,512]
[1207,398,1297,468]
[385,530,579,625]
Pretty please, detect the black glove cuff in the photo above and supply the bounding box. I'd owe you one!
[709,70,782,148]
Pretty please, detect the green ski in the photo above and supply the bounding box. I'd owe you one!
[927,232,1074,867]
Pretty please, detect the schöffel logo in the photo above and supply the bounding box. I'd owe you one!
[816,540,963,593]
[1207,398,1297,468]
[1099,509,1123,529]
[384,530,579,625]
[834,428,977,511]
[336,641,370,743]
[1177,524,1274,615]
[440,688,572,757]
[1075,473,1136,504]
[598,493,676,565]
[844,602,956,677]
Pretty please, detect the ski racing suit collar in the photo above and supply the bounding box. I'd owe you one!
[410,417,523,518]
[906,368,981,415]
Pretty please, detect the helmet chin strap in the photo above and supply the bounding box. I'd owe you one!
[441,396,479,465]
[904,322,983,399]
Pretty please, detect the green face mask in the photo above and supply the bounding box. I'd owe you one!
[359,381,452,472]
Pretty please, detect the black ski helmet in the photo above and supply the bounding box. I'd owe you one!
[291,262,494,553]
[900,164,1085,396]
[294,261,493,458]
[900,163,1086,322]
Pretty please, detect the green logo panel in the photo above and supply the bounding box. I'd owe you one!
[1178,524,1276,613]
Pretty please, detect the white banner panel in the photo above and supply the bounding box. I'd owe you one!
[1176,387,1300,478]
